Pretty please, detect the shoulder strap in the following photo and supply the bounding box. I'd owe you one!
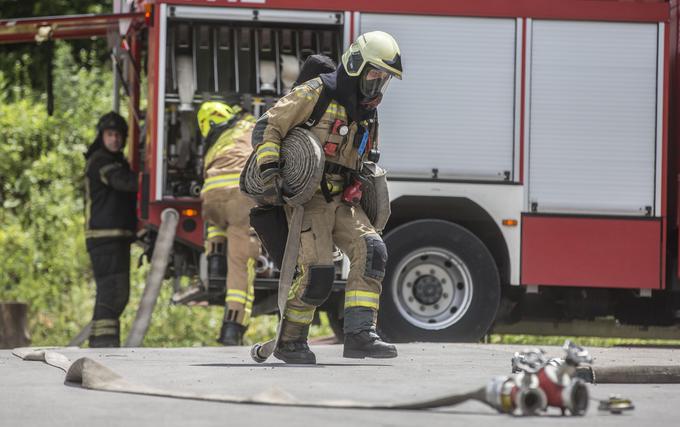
[203,112,245,154]
[302,85,332,129]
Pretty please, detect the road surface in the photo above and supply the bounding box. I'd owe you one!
[1,343,679,426]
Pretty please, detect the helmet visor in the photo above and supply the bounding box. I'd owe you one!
[359,67,392,99]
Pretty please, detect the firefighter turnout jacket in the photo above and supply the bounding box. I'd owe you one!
[202,113,261,327]
[84,147,137,246]
[84,142,137,347]
[253,77,378,183]
[203,114,257,195]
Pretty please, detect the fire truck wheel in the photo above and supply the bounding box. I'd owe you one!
[378,219,500,343]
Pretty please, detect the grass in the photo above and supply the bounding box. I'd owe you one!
[488,334,680,348]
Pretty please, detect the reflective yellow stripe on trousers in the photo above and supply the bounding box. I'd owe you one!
[207,225,227,240]
[201,173,241,195]
[345,290,380,310]
[226,289,253,305]
[284,307,315,324]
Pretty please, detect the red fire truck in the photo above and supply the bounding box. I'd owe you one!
[2,0,680,343]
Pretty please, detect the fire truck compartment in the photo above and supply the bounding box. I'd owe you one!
[521,214,662,289]
[526,20,661,216]
[360,14,519,182]
[155,4,343,200]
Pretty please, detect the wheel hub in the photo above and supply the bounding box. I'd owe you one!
[392,248,474,330]
[413,275,443,305]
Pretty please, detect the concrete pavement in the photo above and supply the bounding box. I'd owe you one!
[1,343,679,426]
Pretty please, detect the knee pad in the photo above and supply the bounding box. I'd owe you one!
[301,265,335,306]
[364,235,387,280]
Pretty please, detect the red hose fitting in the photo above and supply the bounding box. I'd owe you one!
[536,363,589,415]
[485,374,547,416]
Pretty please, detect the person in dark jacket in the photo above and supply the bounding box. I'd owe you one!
[84,111,138,347]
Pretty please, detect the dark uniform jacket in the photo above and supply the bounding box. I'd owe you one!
[84,145,138,249]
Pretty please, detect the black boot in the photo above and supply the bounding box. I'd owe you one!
[273,340,317,364]
[343,329,397,359]
[217,321,246,346]
[89,334,120,348]
[89,319,121,348]
[273,321,316,364]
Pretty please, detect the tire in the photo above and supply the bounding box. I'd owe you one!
[378,220,500,342]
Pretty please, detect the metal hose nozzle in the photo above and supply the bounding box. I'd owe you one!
[255,255,273,275]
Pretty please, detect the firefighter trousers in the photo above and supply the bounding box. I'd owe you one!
[282,193,387,341]
[87,238,132,347]
[203,187,260,326]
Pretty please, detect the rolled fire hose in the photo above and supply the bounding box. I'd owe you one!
[359,161,391,233]
[11,347,545,415]
[125,209,180,347]
[241,128,325,362]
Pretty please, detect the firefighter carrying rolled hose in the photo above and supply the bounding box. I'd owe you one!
[250,31,403,363]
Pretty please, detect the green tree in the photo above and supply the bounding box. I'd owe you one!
[0,0,113,96]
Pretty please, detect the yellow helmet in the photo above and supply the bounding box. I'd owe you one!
[341,31,402,80]
[196,101,242,138]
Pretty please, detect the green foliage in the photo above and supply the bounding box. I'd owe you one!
[489,334,680,348]
[0,42,333,347]
[0,42,106,344]
[0,0,112,93]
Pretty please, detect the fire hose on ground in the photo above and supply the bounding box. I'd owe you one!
[14,340,679,416]
[6,347,563,414]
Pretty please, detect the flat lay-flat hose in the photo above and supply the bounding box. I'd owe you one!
[11,348,495,411]
[125,209,180,347]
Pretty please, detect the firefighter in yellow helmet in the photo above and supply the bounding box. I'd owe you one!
[198,101,261,345]
[251,31,402,363]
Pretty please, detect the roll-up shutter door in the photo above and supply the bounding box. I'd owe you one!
[528,21,659,215]
[360,14,517,180]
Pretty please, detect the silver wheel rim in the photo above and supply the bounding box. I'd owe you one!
[391,247,473,330]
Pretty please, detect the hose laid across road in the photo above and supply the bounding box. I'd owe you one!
[11,347,491,411]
